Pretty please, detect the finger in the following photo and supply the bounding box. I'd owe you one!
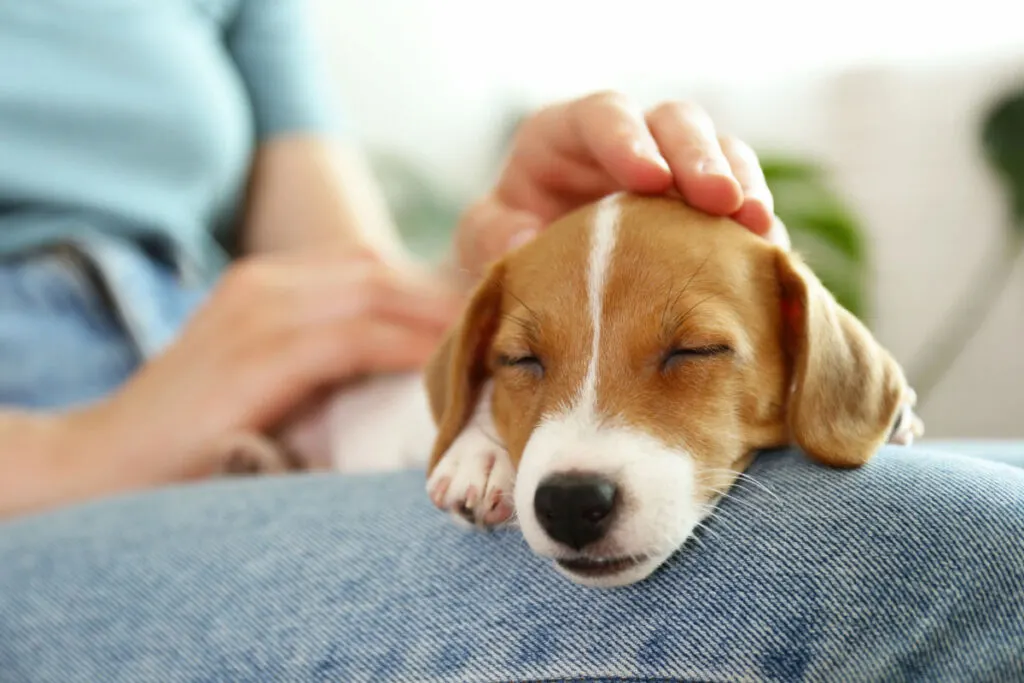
[212,317,445,434]
[211,254,382,333]
[361,266,467,329]
[490,93,673,228]
[562,92,674,193]
[307,319,444,382]
[719,135,775,235]
[248,259,465,331]
[645,102,743,215]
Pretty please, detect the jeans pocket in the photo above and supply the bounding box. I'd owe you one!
[0,249,140,409]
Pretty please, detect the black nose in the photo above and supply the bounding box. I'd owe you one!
[533,472,618,550]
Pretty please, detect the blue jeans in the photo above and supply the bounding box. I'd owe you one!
[1,241,1023,682]
[0,237,208,409]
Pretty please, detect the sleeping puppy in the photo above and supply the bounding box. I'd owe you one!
[211,192,923,589]
[421,192,922,587]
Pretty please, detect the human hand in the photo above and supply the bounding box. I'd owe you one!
[455,91,790,278]
[83,248,464,483]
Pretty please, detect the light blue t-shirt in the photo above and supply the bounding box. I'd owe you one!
[0,0,341,281]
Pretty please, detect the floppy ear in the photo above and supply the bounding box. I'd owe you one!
[776,251,922,467]
[423,263,505,475]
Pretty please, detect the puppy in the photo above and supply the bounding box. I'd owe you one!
[421,192,922,587]
[212,192,923,589]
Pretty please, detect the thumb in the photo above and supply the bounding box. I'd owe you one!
[455,194,541,278]
[319,319,445,381]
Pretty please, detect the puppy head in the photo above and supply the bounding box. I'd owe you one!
[426,193,919,587]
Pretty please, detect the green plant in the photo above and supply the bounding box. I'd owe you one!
[907,88,1024,407]
[369,150,463,261]
[760,155,869,320]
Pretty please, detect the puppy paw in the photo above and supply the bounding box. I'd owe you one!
[426,427,515,528]
[888,388,925,446]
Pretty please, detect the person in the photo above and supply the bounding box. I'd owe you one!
[0,2,781,520]
[0,2,1021,681]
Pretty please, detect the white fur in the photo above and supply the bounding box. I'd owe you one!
[302,372,516,530]
[514,419,700,587]
[512,194,704,587]
[578,193,619,421]
[424,381,516,527]
[281,372,436,474]
[325,372,436,473]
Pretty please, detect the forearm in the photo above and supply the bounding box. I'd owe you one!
[239,135,410,262]
[0,409,93,519]
[0,404,179,520]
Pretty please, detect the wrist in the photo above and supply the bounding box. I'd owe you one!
[0,403,157,519]
[51,399,161,497]
[82,386,210,487]
[0,411,70,518]
[434,248,477,295]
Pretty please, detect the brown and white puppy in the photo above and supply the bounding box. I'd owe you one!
[420,192,922,587]
[211,192,922,589]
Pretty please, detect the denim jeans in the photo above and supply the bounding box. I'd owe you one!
[0,236,208,409]
[1,241,1023,682]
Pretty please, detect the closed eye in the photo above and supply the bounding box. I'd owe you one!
[497,353,545,376]
[662,344,732,370]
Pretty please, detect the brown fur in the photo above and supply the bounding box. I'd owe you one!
[425,193,920,485]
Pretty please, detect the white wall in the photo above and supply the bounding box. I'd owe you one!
[309,0,1024,438]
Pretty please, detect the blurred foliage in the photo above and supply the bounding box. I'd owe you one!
[369,150,463,262]
[908,87,1024,406]
[982,89,1024,227]
[760,156,868,320]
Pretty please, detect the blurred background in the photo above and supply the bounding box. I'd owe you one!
[307,0,1024,439]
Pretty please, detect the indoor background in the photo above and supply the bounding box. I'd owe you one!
[308,0,1024,439]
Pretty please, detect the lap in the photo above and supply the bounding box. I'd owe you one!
[923,439,1024,469]
[1,446,1022,682]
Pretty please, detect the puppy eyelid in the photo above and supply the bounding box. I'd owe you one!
[497,353,545,375]
[673,344,732,356]
[662,344,732,369]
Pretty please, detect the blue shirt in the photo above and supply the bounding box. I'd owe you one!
[0,0,342,281]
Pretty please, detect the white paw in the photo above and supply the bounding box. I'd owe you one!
[888,388,925,446]
[426,426,515,528]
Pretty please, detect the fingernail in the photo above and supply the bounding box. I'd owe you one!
[632,139,670,172]
[506,227,539,252]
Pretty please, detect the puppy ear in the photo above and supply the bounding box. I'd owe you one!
[776,251,921,467]
[423,264,505,474]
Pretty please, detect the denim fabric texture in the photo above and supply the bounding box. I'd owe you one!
[1,242,1023,682]
[1,448,1023,682]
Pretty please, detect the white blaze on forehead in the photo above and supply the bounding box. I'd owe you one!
[513,194,704,585]
[577,193,621,422]
[514,195,625,549]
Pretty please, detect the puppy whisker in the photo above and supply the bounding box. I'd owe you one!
[731,472,780,502]
[697,468,780,503]
[707,487,763,513]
